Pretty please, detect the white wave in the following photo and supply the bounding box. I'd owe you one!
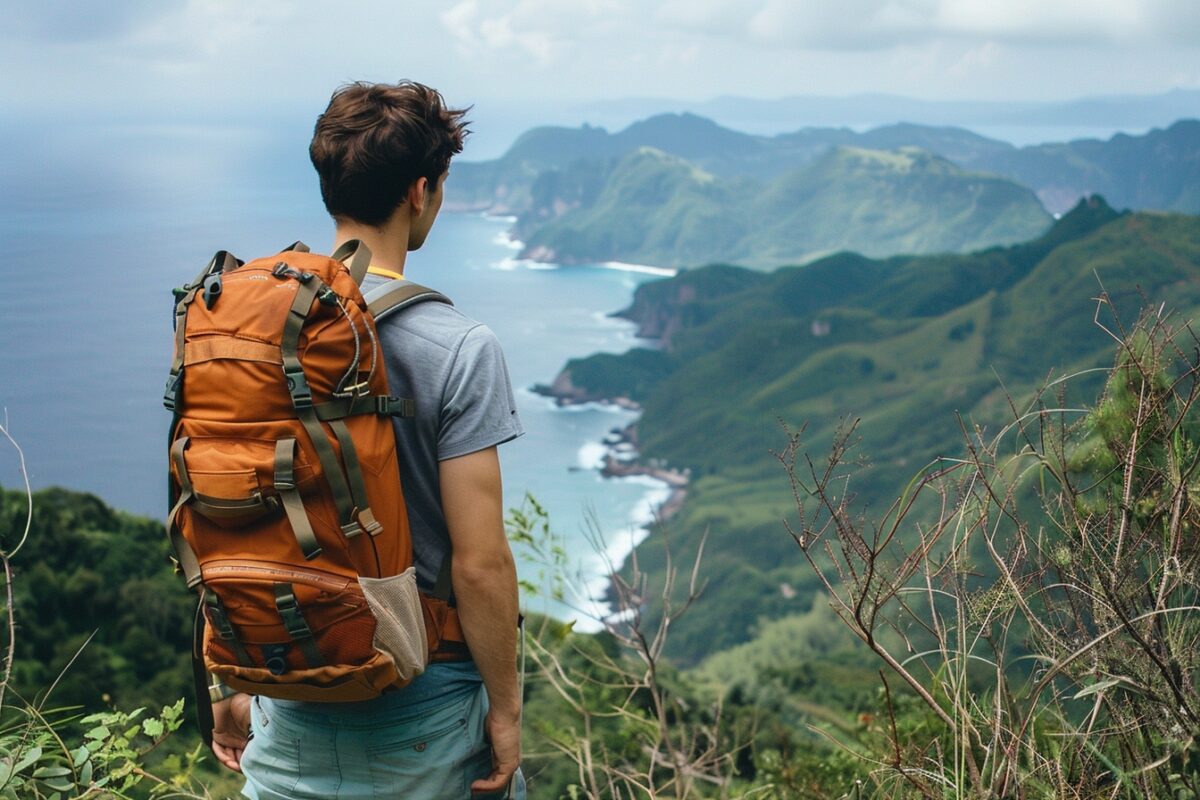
[577,442,608,469]
[490,255,563,272]
[599,261,678,277]
[532,471,678,633]
[552,400,635,415]
[611,473,669,489]
[491,231,524,250]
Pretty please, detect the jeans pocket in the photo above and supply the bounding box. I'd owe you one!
[366,692,475,798]
[359,567,428,680]
[241,700,302,799]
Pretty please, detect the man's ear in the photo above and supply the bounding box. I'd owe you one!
[407,177,429,216]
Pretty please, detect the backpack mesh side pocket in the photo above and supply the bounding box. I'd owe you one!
[358,567,428,681]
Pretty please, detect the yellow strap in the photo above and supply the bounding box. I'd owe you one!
[367,266,405,281]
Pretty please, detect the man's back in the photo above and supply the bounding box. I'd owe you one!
[212,80,527,799]
[361,273,523,596]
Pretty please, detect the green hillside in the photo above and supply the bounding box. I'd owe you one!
[548,197,1200,661]
[971,119,1200,214]
[451,112,1200,225]
[521,145,1051,268]
[0,486,194,713]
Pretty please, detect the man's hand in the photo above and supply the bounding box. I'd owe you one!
[470,708,521,795]
[211,693,252,773]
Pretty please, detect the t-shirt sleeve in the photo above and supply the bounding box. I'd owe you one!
[437,324,525,460]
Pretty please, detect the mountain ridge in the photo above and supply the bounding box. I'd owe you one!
[449,113,1200,221]
[542,197,1199,661]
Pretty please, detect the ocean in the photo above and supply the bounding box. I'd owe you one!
[0,122,667,625]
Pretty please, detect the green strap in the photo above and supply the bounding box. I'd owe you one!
[328,420,382,536]
[278,277,360,536]
[191,492,279,520]
[280,277,321,408]
[273,583,325,668]
[204,589,253,667]
[167,437,203,588]
[299,410,361,538]
[330,240,372,285]
[165,251,239,410]
[274,439,323,560]
[314,394,416,421]
[164,289,196,410]
[364,280,452,322]
[192,599,216,748]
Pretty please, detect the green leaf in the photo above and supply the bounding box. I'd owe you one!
[70,747,89,768]
[12,746,42,774]
[1073,677,1123,699]
[84,725,110,741]
[141,718,164,738]
[31,766,71,779]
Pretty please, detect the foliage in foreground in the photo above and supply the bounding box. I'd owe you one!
[0,421,237,799]
[779,303,1200,797]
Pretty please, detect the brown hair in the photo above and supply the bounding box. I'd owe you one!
[309,81,470,226]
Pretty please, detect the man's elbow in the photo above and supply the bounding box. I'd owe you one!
[451,548,517,590]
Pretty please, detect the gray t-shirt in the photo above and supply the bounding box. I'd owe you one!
[361,274,524,596]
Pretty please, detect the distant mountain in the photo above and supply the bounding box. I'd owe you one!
[967,119,1200,214]
[448,114,1200,245]
[518,144,1050,268]
[576,89,1200,138]
[448,112,1020,210]
[542,198,1200,661]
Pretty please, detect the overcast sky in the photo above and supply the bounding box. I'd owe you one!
[3,0,1198,154]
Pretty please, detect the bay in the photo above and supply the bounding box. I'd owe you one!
[0,122,664,625]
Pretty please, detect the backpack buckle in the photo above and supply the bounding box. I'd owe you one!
[163,370,182,410]
[284,365,313,408]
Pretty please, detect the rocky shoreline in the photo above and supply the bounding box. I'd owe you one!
[590,417,691,525]
[530,381,642,411]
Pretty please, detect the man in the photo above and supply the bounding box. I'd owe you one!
[208,81,525,799]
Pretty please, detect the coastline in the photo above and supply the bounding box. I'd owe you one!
[597,423,690,525]
[540,389,692,612]
[475,208,687,624]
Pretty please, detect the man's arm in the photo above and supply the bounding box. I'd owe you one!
[440,445,521,795]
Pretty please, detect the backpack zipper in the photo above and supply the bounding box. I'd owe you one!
[202,561,354,594]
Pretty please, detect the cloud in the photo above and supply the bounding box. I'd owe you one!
[650,0,1200,51]
[8,0,186,43]
[1,0,1195,127]
[746,0,934,50]
[440,0,630,63]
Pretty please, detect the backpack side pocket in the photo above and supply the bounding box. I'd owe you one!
[359,567,428,681]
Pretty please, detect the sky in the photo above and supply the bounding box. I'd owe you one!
[2,0,1199,156]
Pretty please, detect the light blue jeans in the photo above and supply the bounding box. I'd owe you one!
[241,684,526,799]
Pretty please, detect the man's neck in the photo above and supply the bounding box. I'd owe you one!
[333,216,409,275]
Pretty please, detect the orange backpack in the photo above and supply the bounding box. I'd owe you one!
[163,241,466,727]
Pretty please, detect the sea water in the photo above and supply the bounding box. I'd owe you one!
[0,121,665,626]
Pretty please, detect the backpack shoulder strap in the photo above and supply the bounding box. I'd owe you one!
[365,280,453,322]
